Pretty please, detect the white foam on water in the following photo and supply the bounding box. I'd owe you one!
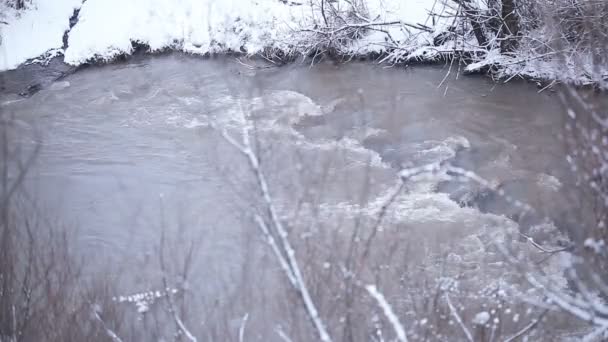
[295,136,390,170]
[185,91,395,171]
[249,90,324,124]
[318,181,493,226]
[400,135,470,168]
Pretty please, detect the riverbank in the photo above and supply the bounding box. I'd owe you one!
[0,0,443,68]
[3,0,606,91]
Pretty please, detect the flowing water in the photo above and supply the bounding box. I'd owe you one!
[0,54,581,339]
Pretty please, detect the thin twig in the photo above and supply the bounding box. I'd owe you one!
[158,206,198,342]
[519,232,571,255]
[366,285,408,342]
[504,309,548,342]
[92,307,124,342]
[255,215,297,287]
[238,313,249,342]
[276,326,294,342]
[219,99,332,342]
[445,293,474,342]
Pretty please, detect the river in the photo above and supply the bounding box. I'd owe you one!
[0,54,580,340]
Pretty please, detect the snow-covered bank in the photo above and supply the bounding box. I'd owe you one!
[1,0,447,70]
[63,0,299,64]
[0,0,81,70]
[1,0,607,88]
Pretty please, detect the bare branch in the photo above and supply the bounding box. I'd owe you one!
[238,313,249,342]
[519,232,571,255]
[92,307,124,342]
[504,309,548,342]
[445,293,474,342]
[159,213,198,342]
[255,215,297,287]
[275,326,294,342]
[219,100,333,342]
[365,285,408,342]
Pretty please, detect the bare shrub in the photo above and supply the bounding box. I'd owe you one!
[0,111,131,342]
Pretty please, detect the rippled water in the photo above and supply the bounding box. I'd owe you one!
[0,55,580,337]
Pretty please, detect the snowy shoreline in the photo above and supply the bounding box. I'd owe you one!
[1,0,605,89]
[1,0,444,68]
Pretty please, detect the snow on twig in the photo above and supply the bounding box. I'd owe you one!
[301,20,432,36]
[365,285,408,342]
[158,215,198,342]
[255,215,297,287]
[238,313,249,342]
[92,307,124,342]
[504,309,548,342]
[160,275,197,342]
[445,293,474,342]
[275,326,294,342]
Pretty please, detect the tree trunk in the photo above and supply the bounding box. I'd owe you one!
[452,0,489,48]
[466,7,489,48]
[500,0,519,53]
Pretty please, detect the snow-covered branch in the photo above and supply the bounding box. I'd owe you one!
[92,307,124,342]
[219,102,332,342]
[159,223,197,342]
[238,313,249,342]
[504,309,548,342]
[445,293,474,342]
[365,285,408,342]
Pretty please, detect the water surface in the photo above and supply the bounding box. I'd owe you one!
[0,55,578,338]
